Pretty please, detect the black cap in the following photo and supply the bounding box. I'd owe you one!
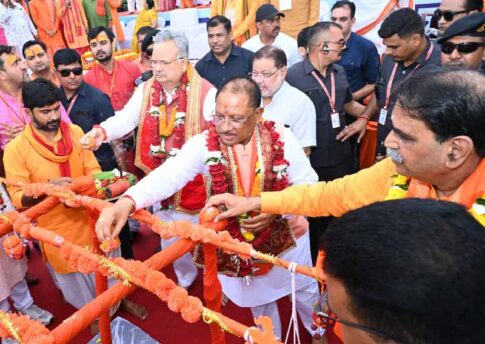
[437,12,485,44]
[255,4,285,22]
[141,29,160,52]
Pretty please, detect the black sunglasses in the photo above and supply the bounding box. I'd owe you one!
[441,41,485,55]
[434,9,468,22]
[58,67,83,77]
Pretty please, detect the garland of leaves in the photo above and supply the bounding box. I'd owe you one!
[205,121,290,277]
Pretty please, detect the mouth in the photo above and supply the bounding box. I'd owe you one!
[387,148,403,164]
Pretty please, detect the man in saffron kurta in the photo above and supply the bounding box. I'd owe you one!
[29,0,66,57]
[207,70,485,224]
[4,79,102,310]
[81,30,216,289]
[56,0,90,53]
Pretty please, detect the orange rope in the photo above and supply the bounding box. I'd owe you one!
[356,0,398,36]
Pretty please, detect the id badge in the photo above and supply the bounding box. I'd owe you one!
[378,108,388,126]
[331,112,340,129]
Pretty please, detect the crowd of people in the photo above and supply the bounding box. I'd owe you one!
[1,0,485,343]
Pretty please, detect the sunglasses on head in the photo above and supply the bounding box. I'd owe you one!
[58,67,83,77]
[441,41,485,55]
[434,9,468,22]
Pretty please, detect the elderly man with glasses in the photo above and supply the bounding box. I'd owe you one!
[439,12,485,74]
[81,29,216,291]
[94,76,321,342]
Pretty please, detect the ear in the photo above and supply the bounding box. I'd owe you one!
[25,107,34,121]
[256,22,262,32]
[254,106,264,122]
[411,33,422,46]
[351,17,356,26]
[444,136,475,169]
[229,31,233,41]
[280,65,287,79]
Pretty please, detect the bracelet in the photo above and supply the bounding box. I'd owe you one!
[93,125,108,141]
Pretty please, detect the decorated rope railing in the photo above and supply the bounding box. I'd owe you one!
[0,177,326,343]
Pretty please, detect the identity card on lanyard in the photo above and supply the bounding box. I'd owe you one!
[311,70,340,129]
[379,43,435,126]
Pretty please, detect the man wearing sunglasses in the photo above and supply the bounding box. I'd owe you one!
[435,0,483,35]
[438,12,485,74]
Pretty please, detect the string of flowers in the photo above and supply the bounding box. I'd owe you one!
[0,311,54,344]
[149,72,188,160]
[205,121,290,277]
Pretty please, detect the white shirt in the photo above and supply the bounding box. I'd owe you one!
[100,81,217,141]
[125,126,318,306]
[263,81,316,148]
[242,33,302,68]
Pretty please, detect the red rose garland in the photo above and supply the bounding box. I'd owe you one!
[205,121,290,277]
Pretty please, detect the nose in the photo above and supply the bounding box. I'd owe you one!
[384,130,398,149]
[449,47,461,60]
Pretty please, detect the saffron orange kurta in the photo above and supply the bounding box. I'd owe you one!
[4,123,101,274]
[56,0,90,50]
[29,0,66,56]
[107,0,125,42]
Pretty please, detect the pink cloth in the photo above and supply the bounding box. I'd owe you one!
[0,28,7,45]
[0,89,71,150]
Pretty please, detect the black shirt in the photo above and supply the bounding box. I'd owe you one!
[286,59,353,168]
[195,44,254,89]
[59,82,117,171]
[375,39,441,155]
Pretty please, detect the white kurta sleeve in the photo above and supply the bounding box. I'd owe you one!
[203,86,217,121]
[283,127,318,185]
[124,133,208,209]
[292,92,317,148]
[100,83,145,141]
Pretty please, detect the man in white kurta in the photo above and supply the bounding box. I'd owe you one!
[81,30,216,289]
[243,4,302,67]
[95,77,320,339]
[252,45,316,154]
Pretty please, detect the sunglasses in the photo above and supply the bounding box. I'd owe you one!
[434,9,468,22]
[441,41,485,55]
[58,67,83,77]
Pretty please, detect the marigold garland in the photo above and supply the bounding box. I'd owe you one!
[0,311,54,344]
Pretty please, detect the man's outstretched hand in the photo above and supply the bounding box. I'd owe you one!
[203,193,261,222]
[95,197,135,241]
[80,127,105,151]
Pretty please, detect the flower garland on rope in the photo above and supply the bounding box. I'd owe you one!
[148,73,188,161]
[205,121,290,277]
[385,174,485,226]
[0,311,54,344]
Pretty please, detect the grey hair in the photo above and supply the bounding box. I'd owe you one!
[153,30,189,58]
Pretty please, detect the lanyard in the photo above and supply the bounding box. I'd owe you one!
[100,62,117,98]
[311,70,336,113]
[66,94,79,116]
[0,93,26,125]
[383,43,435,109]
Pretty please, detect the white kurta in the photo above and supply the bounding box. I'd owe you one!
[125,126,318,307]
[262,81,316,149]
[243,32,302,68]
[100,80,217,141]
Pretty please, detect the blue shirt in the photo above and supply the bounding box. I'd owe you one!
[59,82,117,171]
[337,32,379,93]
[195,44,254,89]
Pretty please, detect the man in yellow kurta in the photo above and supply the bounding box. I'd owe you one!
[206,70,485,229]
[4,78,102,310]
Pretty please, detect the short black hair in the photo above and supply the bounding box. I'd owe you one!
[254,45,287,68]
[216,76,261,109]
[465,0,483,11]
[378,8,424,39]
[331,0,356,18]
[136,26,154,38]
[207,15,232,33]
[0,45,15,70]
[145,0,154,9]
[22,40,47,58]
[22,78,62,110]
[307,22,342,50]
[87,26,115,42]
[321,199,485,344]
[396,70,485,157]
[297,26,312,48]
[141,29,160,52]
[53,48,82,69]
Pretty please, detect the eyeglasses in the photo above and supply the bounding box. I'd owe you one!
[248,68,281,79]
[441,41,485,55]
[150,57,185,67]
[212,111,256,128]
[324,40,346,47]
[58,67,83,77]
[315,292,392,340]
[434,9,468,22]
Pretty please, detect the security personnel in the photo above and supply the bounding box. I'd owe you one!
[439,12,485,74]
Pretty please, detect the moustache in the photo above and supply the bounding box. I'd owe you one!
[273,27,280,32]
[47,119,60,126]
[387,148,403,164]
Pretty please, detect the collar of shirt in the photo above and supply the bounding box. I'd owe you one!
[207,44,241,63]
[408,38,433,67]
[303,58,336,77]
[60,82,87,103]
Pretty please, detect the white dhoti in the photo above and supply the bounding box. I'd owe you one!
[219,232,320,338]
[154,207,198,288]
